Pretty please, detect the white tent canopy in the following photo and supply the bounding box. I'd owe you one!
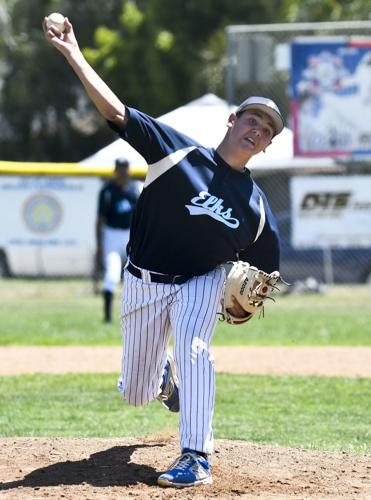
[80,93,234,169]
[80,93,336,171]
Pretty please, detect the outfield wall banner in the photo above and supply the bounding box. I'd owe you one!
[0,175,101,275]
[291,37,371,158]
[291,176,371,248]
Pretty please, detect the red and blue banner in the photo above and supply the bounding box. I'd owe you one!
[291,37,371,158]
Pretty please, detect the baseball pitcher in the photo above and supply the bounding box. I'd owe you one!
[43,15,283,489]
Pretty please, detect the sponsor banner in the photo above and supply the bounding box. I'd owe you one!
[291,37,371,157]
[291,176,371,248]
[0,176,101,275]
[0,176,99,245]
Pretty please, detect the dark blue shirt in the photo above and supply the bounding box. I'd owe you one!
[98,181,139,230]
[108,107,280,276]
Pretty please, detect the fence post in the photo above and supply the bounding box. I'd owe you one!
[323,246,334,285]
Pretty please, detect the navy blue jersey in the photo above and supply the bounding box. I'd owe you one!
[108,107,280,276]
[98,181,139,230]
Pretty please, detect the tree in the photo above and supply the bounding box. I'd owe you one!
[3,0,367,162]
[83,0,280,117]
[280,0,371,22]
[0,0,120,161]
[0,0,282,161]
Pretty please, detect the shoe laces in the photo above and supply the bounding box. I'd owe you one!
[174,453,195,471]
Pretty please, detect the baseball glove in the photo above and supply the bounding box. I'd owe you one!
[221,261,280,325]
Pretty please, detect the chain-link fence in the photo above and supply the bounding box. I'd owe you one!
[2,21,371,285]
[226,21,371,286]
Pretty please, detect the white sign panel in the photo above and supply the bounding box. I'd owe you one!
[291,175,371,248]
[0,176,101,275]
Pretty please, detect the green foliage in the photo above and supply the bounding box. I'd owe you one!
[155,31,174,52]
[0,0,120,161]
[1,373,370,453]
[121,1,144,32]
[0,0,291,161]
[1,0,371,158]
[280,0,371,22]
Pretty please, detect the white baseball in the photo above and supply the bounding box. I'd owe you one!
[46,12,66,33]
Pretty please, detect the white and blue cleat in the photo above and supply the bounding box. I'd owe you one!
[158,450,212,488]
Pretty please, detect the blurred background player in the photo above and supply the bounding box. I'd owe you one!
[96,158,140,322]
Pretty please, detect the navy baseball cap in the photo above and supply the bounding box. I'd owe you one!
[235,96,284,136]
[115,157,129,168]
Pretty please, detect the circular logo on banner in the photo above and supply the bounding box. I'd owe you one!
[23,194,63,233]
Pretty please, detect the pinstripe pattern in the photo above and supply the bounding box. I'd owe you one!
[120,270,172,406]
[119,265,225,454]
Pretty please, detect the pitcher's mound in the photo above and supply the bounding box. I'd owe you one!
[0,435,370,499]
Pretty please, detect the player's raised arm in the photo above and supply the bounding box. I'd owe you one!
[42,15,127,128]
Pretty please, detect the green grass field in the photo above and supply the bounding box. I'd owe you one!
[1,279,371,345]
[1,279,370,454]
[0,373,369,453]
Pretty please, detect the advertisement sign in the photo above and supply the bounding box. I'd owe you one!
[291,176,371,248]
[291,37,371,157]
[0,176,101,275]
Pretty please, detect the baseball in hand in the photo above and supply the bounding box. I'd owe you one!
[46,12,66,32]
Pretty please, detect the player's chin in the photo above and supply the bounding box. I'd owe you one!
[240,140,262,157]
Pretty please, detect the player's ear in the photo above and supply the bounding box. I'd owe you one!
[226,112,237,129]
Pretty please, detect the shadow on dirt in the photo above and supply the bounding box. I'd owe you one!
[0,443,163,490]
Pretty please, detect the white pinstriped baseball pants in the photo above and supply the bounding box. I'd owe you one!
[119,265,225,455]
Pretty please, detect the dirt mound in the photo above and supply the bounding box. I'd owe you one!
[0,435,370,499]
[1,347,370,498]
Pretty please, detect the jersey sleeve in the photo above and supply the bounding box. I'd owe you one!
[107,107,202,164]
[239,198,280,273]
